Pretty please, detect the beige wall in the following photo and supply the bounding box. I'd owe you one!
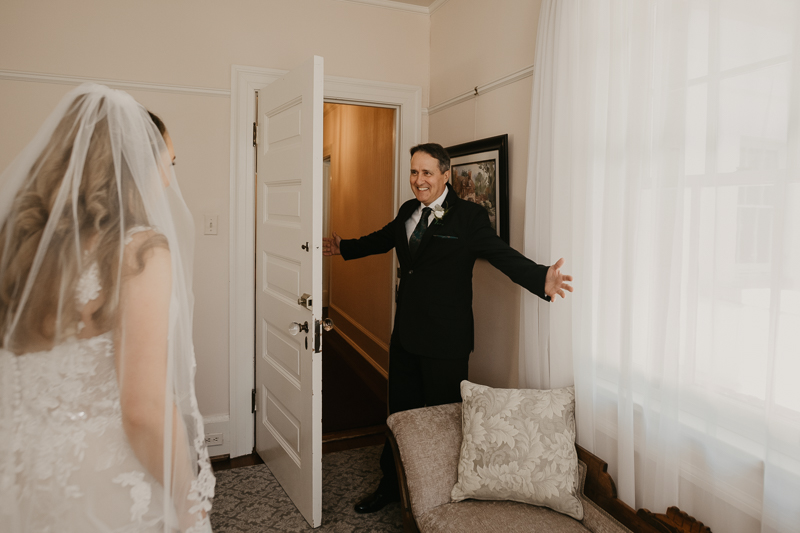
[0,0,430,92]
[1,0,544,433]
[0,0,430,428]
[429,0,543,388]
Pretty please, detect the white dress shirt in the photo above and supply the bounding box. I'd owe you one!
[405,187,450,241]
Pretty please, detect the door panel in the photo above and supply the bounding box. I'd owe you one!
[255,55,323,528]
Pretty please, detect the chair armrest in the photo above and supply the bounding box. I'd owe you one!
[386,403,463,525]
[387,427,421,533]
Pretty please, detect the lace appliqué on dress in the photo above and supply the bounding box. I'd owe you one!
[75,226,153,331]
[125,225,153,245]
[75,261,101,308]
[2,335,142,530]
[113,471,152,523]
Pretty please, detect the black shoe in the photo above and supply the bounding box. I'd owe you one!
[353,487,400,514]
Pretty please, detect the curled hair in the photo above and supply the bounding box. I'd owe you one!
[0,95,167,352]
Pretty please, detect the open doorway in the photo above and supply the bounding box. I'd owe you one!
[321,102,395,452]
[227,65,420,461]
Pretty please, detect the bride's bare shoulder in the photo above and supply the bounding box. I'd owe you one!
[121,227,170,275]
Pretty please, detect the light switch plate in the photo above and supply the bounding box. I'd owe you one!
[204,215,218,235]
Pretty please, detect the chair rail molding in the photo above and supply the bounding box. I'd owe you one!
[427,64,534,116]
[0,69,230,98]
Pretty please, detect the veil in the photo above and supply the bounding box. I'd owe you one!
[0,84,214,531]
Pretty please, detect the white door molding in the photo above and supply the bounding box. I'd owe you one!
[228,64,421,457]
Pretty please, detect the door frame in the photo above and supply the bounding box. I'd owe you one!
[228,64,422,457]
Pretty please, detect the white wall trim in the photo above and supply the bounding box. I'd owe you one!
[0,69,230,98]
[229,64,421,458]
[428,0,452,14]
[427,64,534,115]
[203,414,230,425]
[330,0,450,15]
[329,0,429,14]
[229,65,286,459]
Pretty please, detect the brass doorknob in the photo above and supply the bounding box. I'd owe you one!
[321,318,334,332]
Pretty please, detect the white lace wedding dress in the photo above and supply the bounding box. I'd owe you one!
[0,228,212,533]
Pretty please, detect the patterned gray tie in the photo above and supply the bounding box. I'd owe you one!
[408,207,432,256]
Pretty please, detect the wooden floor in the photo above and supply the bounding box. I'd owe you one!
[212,328,388,472]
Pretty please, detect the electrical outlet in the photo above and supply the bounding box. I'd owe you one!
[204,433,223,446]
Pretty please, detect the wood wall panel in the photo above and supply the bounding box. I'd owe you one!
[325,103,395,374]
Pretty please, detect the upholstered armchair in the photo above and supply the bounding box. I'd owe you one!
[387,402,706,533]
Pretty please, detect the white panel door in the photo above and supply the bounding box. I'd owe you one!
[255,56,324,528]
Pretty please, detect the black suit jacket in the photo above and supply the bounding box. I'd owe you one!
[340,185,550,360]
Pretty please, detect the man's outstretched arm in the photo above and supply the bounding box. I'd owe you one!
[324,219,398,261]
[468,207,573,301]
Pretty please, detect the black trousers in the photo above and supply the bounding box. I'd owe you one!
[378,338,469,492]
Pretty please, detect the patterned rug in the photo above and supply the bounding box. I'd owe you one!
[210,445,404,532]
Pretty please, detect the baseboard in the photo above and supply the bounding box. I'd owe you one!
[322,424,386,454]
[210,452,265,472]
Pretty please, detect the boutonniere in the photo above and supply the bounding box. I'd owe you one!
[432,203,451,226]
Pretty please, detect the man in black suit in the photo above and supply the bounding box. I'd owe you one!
[323,143,572,514]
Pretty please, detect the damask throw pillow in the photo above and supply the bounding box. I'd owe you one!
[451,380,584,520]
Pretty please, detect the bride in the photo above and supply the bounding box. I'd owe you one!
[0,84,215,532]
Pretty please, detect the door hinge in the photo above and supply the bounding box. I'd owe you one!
[251,388,256,413]
[253,122,258,147]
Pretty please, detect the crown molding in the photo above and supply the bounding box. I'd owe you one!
[328,0,430,14]
[428,0,451,14]
[0,69,230,98]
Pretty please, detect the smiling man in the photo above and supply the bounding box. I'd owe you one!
[409,147,448,204]
[323,143,573,514]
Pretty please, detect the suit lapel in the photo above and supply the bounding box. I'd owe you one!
[413,185,460,261]
[396,200,418,266]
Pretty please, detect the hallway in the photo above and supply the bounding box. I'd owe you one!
[321,329,388,453]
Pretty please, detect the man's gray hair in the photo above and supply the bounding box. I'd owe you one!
[410,143,450,173]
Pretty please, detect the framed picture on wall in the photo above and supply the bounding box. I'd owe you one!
[446,134,509,243]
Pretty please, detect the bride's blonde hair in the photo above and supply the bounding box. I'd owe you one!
[0,94,167,352]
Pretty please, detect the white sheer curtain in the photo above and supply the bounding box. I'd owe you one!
[521,1,800,531]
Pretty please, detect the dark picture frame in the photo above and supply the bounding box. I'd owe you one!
[446,134,509,243]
